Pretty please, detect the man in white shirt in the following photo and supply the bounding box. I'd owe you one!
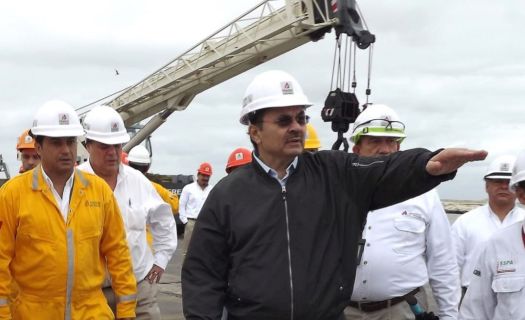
[452,155,524,293]
[179,162,213,253]
[344,104,460,320]
[78,105,177,320]
[459,150,525,320]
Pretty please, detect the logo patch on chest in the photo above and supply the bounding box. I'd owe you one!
[85,200,101,208]
[400,211,425,223]
[496,259,516,274]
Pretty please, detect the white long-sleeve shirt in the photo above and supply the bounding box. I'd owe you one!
[178,181,212,222]
[78,162,177,280]
[351,189,460,320]
[451,204,525,287]
[459,221,525,320]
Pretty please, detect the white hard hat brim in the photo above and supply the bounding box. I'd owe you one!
[484,174,512,180]
[85,131,130,145]
[128,157,150,164]
[31,125,85,137]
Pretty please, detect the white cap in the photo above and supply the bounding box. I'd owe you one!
[83,105,130,145]
[31,100,84,137]
[240,70,312,125]
[510,151,525,191]
[484,155,515,180]
[127,145,151,164]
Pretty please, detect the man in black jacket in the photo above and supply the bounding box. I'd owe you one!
[181,70,486,320]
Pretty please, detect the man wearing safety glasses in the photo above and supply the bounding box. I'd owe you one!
[345,104,459,320]
[182,70,486,319]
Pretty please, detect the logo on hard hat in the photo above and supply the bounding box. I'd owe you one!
[58,113,70,125]
[500,163,510,172]
[281,81,294,95]
[24,135,33,144]
[110,122,119,132]
[243,95,253,107]
[235,152,244,160]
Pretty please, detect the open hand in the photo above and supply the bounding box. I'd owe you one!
[426,148,487,176]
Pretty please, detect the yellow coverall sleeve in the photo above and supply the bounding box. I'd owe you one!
[153,182,179,215]
[100,190,137,319]
[0,185,16,319]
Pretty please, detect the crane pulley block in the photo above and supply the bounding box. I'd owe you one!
[321,88,360,133]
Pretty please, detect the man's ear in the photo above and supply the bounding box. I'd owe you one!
[352,144,360,154]
[35,140,43,157]
[248,124,261,146]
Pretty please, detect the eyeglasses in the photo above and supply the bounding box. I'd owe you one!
[355,118,405,134]
[263,114,310,128]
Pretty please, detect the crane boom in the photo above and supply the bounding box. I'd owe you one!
[79,0,374,152]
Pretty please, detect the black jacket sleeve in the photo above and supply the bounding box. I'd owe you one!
[181,190,229,320]
[348,148,454,211]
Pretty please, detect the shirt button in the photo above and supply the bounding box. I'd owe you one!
[363,261,368,265]
[339,286,344,291]
[368,226,372,230]
[366,243,370,247]
[363,280,367,284]
[363,297,367,300]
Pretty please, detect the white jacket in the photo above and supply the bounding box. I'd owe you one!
[351,189,460,320]
[78,162,177,280]
[459,221,525,320]
[451,204,525,287]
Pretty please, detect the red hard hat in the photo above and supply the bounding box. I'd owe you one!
[198,162,213,176]
[226,148,252,173]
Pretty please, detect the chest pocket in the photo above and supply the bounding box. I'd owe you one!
[127,204,147,231]
[492,276,525,317]
[392,216,426,254]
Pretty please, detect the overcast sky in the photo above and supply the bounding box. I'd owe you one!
[1,0,524,200]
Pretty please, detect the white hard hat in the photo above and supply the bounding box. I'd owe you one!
[31,100,84,137]
[239,70,313,125]
[350,104,406,144]
[510,151,525,191]
[128,145,151,164]
[484,155,515,180]
[83,105,130,145]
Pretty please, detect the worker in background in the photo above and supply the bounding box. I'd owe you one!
[344,104,459,320]
[78,105,176,320]
[0,100,137,319]
[459,150,525,320]
[304,123,321,152]
[181,70,486,319]
[179,162,213,253]
[127,144,180,240]
[225,147,252,174]
[9,129,42,306]
[16,129,40,173]
[452,155,524,296]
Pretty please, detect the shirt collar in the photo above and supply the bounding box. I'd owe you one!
[253,153,298,185]
[41,166,75,191]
